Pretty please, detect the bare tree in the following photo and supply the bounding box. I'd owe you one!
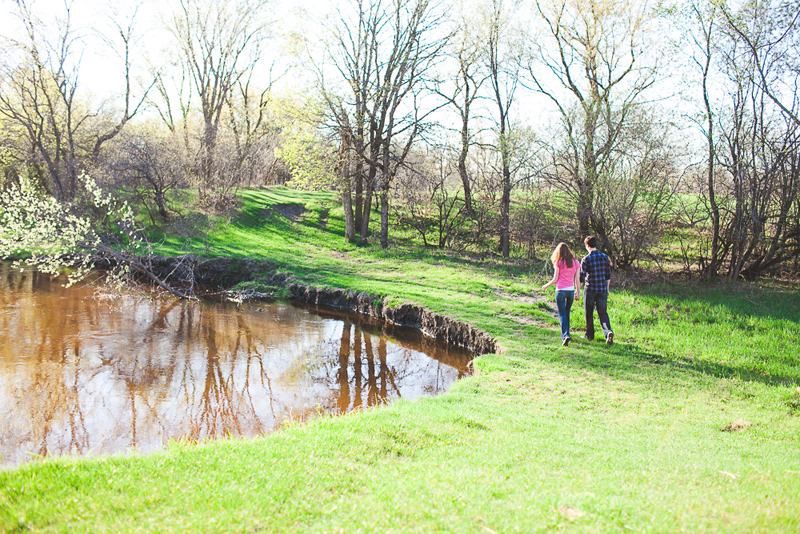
[683,0,723,278]
[719,0,800,128]
[676,0,800,279]
[314,0,378,242]
[395,147,471,249]
[0,0,149,201]
[167,0,270,207]
[590,109,680,267]
[715,0,800,279]
[224,68,279,187]
[485,0,523,258]
[525,0,659,242]
[106,129,190,224]
[149,51,195,163]
[317,0,446,247]
[431,3,490,214]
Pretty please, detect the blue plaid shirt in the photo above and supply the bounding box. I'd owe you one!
[580,250,611,294]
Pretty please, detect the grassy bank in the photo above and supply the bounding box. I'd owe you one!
[2,187,799,533]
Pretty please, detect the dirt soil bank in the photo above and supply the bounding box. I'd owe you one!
[144,255,497,355]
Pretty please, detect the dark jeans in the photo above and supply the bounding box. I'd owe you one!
[555,289,574,340]
[584,290,612,340]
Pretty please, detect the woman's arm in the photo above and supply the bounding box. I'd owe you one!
[573,265,581,300]
[542,265,560,290]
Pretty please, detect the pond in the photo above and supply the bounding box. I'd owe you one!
[0,263,473,467]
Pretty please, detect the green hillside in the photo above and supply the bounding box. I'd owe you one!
[2,187,799,533]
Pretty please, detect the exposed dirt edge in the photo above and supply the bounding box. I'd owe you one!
[142,255,497,355]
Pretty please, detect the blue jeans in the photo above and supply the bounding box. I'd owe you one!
[555,289,575,340]
[584,290,612,340]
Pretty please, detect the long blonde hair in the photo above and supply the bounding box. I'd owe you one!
[550,242,574,268]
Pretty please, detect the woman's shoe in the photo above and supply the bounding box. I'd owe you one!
[562,337,571,347]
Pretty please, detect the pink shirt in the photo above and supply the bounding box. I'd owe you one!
[555,259,579,290]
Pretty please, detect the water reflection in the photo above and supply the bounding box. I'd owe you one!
[0,264,472,467]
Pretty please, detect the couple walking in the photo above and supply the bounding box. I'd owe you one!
[541,236,613,347]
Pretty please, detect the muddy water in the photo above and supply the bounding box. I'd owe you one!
[0,264,472,467]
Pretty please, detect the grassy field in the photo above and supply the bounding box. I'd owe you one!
[1,186,799,533]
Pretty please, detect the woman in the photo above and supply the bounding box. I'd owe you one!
[541,242,581,346]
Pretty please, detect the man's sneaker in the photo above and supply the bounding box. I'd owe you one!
[562,337,571,347]
[606,332,614,345]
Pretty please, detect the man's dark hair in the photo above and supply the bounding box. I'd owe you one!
[584,236,599,249]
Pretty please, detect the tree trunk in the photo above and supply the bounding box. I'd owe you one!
[379,137,393,249]
[342,176,356,242]
[577,182,593,237]
[500,164,511,258]
[380,175,390,249]
[155,191,169,221]
[341,136,356,241]
[703,49,720,279]
[459,118,473,213]
[201,119,218,198]
[355,162,364,230]
[359,166,377,244]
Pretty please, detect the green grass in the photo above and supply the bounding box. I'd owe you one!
[2,186,799,533]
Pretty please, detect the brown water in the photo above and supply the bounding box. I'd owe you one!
[0,264,472,467]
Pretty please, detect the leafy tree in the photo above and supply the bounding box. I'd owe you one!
[0,173,196,298]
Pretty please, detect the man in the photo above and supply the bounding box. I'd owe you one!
[580,236,614,345]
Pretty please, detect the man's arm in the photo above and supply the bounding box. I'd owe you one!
[579,257,587,285]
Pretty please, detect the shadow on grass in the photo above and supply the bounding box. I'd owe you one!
[370,246,549,279]
[235,188,348,241]
[546,339,800,390]
[624,281,800,324]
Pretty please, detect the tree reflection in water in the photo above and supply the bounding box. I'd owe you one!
[0,264,473,466]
